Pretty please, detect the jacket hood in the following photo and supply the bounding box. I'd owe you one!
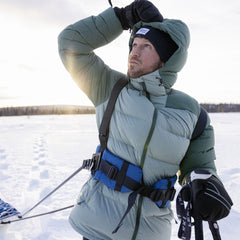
[129,19,190,89]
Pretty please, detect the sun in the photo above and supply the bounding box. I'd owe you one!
[0,12,92,107]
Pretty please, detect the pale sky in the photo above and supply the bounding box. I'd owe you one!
[0,0,240,107]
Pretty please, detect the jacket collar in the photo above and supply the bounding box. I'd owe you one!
[130,70,167,97]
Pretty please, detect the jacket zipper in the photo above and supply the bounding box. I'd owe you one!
[131,108,158,240]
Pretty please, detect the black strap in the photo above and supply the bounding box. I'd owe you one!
[208,221,222,240]
[177,184,192,240]
[112,188,142,234]
[108,0,113,7]
[191,107,208,140]
[99,80,207,150]
[98,80,207,153]
[114,161,130,191]
[98,77,128,152]
[177,185,222,240]
[194,218,204,240]
[98,157,176,201]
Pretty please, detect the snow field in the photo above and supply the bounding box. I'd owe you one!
[0,113,239,239]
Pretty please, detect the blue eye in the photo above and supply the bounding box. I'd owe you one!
[132,43,137,48]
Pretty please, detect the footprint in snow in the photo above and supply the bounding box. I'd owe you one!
[40,170,49,179]
[28,179,40,191]
[0,148,5,153]
[0,148,9,173]
[0,148,7,160]
[31,136,50,186]
[33,136,48,166]
[32,165,39,171]
[0,163,9,170]
[39,161,46,166]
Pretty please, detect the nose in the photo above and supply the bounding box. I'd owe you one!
[130,46,140,57]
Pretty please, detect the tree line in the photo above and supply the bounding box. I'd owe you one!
[0,105,95,116]
[0,104,240,117]
[201,103,240,113]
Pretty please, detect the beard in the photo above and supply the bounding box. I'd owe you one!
[127,57,144,78]
[127,66,145,79]
[127,57,162,79]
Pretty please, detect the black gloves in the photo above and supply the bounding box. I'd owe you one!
[190,169,233,221]
[177,169,233,240]
[114,0,163,30]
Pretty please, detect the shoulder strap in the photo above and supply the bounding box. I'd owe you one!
[99,79,206,149]
[99,77,129,152]
[191,107,208,141]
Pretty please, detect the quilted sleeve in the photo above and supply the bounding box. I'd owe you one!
[178,114,217,185]
[58,8,125,106]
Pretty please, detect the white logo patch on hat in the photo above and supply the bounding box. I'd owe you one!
[136,28,150,35]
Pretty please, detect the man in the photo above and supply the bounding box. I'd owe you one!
[58,1,231,240]
[128,28,166,78]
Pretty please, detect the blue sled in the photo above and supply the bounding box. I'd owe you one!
[0,198,21,221]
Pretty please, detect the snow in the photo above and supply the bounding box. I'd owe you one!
[0,113,239,239]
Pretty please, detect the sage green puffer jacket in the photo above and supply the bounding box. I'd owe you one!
[58,8,217,240]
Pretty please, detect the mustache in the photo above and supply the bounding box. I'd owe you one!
[129,57,142,64]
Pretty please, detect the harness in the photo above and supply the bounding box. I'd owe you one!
[89,77,207,233]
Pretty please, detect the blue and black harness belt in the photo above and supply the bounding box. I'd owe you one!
[90,146,177,233]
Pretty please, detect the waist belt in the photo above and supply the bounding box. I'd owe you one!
[91,146,176,205]
[91,146,177,233]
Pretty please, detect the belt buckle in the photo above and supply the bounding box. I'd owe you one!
[91,152,102,173]
[107,165,118,180]
[167,188,176,201]
[150,189,163,202]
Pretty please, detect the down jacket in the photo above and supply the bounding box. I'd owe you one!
[58,7,217,240]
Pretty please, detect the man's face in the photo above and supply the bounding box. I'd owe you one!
[127,37,163,78]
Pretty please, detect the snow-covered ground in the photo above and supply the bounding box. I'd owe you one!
[0,113,239,240]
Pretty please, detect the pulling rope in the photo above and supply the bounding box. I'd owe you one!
[21,165,84,218]
[1,205,74,224]
[0,159,94,225]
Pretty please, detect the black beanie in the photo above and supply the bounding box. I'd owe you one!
[134,26,178,62]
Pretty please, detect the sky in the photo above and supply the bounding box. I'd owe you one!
[0,0,240,107]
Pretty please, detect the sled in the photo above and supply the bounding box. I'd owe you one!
[0,199,21,221]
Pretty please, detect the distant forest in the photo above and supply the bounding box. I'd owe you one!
[0,104,240,116]
[0,105,95,116]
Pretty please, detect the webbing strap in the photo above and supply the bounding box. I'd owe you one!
[191,107,207,140]
[209,221,222,240]
[99,77,128,152]
[176,184,192,240]
[97,157,175,203]
[114,161,130,191]
[177,184,222,240]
